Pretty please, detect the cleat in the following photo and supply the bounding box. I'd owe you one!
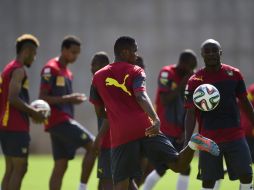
[190,133,220,156]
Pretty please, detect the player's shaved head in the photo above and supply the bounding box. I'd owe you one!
[91,51,110,74]
[114,36,136,57]
[201,39,221,50]
[179,49,197,64]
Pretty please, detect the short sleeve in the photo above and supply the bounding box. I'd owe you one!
[158,70,174,93]
[235,71,247,98]
[184,77,199,109]
[89,83,104,106]
[40,67,53,91]
[132,68,146,92]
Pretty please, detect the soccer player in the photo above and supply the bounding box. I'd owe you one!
[0,34,45,190]
[143,49,197,190]
[240,84,254,162]
[90,51,112,190]
[184,39,254,190]
[90,36,219,190]
[39,35,96,190]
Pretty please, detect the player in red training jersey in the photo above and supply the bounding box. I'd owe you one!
[143,49,197,190]
[0,34,45,190]
[90,51,112,190]
[90,36,219,190]
[240,84,254,162]
[39,36,95,190]
[184,39,254,190]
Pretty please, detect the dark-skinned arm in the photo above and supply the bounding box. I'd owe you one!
[184,107,196,146]
[9,68,45,122]
[239,96,254,126]
[93,104,109,154]
[39,88,86,105]
[134,91,160,137]
[160,74,192,105]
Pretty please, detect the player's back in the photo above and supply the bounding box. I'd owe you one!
[93,62,151,147]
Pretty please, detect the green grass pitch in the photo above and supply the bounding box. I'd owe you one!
[0,155,240,189]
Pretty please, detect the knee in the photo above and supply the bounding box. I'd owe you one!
[13,161,28,175]
[180,165,191,176]
[239,174,253,184]
[54,160,68,174]
[202,180,216,188]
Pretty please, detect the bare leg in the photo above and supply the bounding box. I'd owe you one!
[80,141,96,184]
[168,146,194,173]
[2,156,13,190]
[114,178,129,190]
[8,157,28,190]
[98,179,113,190]
[49,159,68,190]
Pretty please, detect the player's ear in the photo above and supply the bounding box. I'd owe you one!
[121,49,129,58]
[219,50,222,56]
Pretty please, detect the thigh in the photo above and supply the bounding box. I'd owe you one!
[0,131,30,158]
[198,151,224,181]
[98,148,112,179]
[111,140,142,184]
[49,132,76,160]
[224,138,253,180]
[50,120,94,146]
[142,134,179,172]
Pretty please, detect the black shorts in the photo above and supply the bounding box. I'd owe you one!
[48,119,94,160]
[97,148,112,179]
[198,138,253,181]
[246,136,254,163]
[155,135,184,176]
[0,131,30,157]
[111,134,178,183]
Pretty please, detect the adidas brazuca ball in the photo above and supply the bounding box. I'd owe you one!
[193,84,220,111]
[30,99,51,118]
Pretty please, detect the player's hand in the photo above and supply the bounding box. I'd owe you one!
[145,119,160,137]
[66,93,87,104]
[31,109,46,124]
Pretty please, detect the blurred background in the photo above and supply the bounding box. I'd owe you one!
[0,0,254,153]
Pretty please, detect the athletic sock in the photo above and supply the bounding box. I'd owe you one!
[240,183,253,190]
[142,170,161,190]
[176,174,190,190]
[78,183,87,190]
[213,180,221,190]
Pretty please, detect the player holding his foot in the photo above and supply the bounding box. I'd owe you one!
[143,49,197,190]
[184,39,254,190]
[90,36,219,190]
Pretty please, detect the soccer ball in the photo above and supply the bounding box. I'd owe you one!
[30,99,51,118]
[193,84,220,111]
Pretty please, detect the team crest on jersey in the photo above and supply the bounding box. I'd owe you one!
[56,76,65,86]
[42,68,51,81]
[23,79,29,89]
[105,74,132,96]
[226,70,233,76]
[171,82,177,90]
[160,72,169,86]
